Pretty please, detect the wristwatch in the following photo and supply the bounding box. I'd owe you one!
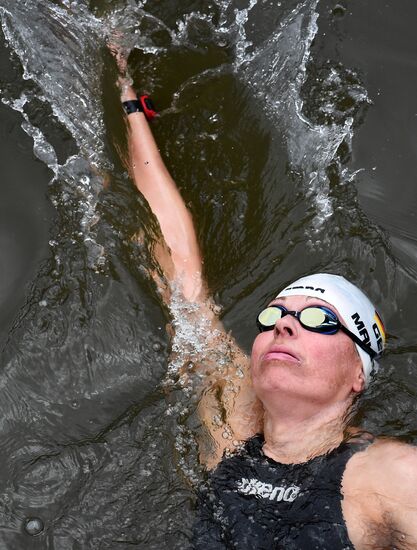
[122,95,157,121]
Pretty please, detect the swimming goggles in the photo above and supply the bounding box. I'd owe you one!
[257,305,376,360]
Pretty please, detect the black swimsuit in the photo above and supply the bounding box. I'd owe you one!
[193,435,360,549]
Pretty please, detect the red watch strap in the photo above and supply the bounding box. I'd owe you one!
[138,95,157,121]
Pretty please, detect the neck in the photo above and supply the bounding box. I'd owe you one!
[262,398,354,464]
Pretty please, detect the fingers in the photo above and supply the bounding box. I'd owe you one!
[106,31,139,102]
[106,31,129,74]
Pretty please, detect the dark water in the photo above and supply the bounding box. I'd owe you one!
[0,0,416,547]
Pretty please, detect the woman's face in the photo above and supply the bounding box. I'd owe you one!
[250,295,364,408]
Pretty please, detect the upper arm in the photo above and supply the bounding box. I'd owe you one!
[188,311,263,470]
[147,226,261,468]
[385,443,417,544]
[364,441,417,545]
[343,440,417,547]
[165,288,262,469]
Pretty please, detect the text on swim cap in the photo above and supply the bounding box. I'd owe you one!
[351,312,383,352]
[284,286,325,293]
[351,313,370,345]
[372,323,383,352]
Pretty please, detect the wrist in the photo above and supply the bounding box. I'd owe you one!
[122,95,157,121]
[118,75,136,102]
[122,99,143,116]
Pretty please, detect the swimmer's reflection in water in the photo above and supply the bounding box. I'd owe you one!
[108,39,417,549]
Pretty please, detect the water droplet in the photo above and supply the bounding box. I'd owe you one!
[213,415,222,426]
[332,4,346,17]
[24,517,44,536]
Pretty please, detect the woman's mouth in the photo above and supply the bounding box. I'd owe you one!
[263,346,300,364]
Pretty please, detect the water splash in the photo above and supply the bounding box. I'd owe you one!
[0,1,105,166]
[237,0,365,233]
[0,0,108,268]
[104,3,176,55]
[2,92,58,170]
[166,286,229,383]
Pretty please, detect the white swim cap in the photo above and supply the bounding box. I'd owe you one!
[275,273,386,383]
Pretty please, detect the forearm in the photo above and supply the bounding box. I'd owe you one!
[122,90,204,301]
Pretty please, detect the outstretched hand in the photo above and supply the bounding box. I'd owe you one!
[107,31,129,74]
[107,32,136,102]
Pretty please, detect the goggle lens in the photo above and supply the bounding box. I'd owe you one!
[299,307,330,328]
[257,306,284,328]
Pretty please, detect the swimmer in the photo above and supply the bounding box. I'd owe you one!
[109,42,417,549]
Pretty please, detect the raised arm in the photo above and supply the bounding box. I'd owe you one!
[109,44,262,468]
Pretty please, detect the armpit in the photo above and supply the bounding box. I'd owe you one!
[366,512,414,550]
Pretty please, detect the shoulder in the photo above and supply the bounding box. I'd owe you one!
[342,438,417,546]
[352,437,417,473]
[344,437,417,500]
[367,438,417,486]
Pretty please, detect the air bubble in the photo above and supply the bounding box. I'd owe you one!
[332,4,346,17]
[152,342,162,352]
[24,517,44,536]
[213,415,222,426]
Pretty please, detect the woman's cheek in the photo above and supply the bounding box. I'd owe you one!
[250,335,267,375]
[251,333,265,358]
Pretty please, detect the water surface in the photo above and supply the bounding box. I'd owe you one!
[0,0,417,547]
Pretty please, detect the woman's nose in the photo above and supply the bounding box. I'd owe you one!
[274,312,299,337]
